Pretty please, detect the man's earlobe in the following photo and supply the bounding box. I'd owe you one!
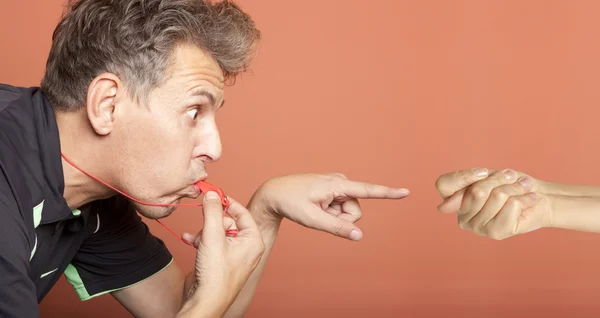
[86,73,120,136]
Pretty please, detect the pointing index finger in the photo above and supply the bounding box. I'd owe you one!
[339,180,410,199]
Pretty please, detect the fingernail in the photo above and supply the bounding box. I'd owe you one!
[205,191,219,199]
[518,176,532,188]
[349,230,362,241]
[503,169,517,180]
[398,188,410,195]
[473,168,489,178]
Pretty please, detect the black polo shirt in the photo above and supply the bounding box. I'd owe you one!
[0,84,173,317]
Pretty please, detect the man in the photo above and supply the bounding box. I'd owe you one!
[0,0,410,317]
[435,168,600,240]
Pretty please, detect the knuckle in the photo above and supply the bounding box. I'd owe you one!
[332,219,344,236]
[471,224,485,236]
[486,223,508,240]
[505,196,520,208]
[466,185,487,200]
[471,222,485,235]
[363,183,371,195]
[487,229,506,240]
[490,187,509,202]
[458,218,470,230]
[434,175,446,191]
[355,211,363,221]
[327,173,347,181]
[333,173,347,179]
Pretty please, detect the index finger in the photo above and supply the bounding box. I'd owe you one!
[435,168,490,199]
[338,180,410,199]
[224,199,259,232]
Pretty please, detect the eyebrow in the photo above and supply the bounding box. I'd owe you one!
[189,88,224,108]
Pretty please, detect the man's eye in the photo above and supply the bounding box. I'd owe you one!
[186,108,198,120]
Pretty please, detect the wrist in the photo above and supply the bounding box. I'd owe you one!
[248,183,283,230]
[177,292,226,318]
[544,194,576,230]
[539,180,600,197]
[540,193,557,229]
[538,180,564,196]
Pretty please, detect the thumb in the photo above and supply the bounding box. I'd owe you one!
[312,208,363,242]
[201,191,225,244]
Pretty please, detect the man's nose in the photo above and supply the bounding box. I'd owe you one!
[195,120,222,162]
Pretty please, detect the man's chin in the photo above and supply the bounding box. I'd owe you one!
[134,204,178,220]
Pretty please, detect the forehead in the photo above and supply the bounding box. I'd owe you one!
[163,43,225,93]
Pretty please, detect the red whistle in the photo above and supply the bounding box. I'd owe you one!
[195,180,230,207]
[195,180,238,237]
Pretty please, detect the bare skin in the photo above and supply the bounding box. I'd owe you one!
[57,42,411,317]
[435,168,600,240]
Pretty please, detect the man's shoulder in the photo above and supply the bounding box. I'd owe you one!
[0,83,37,113]
[0,84,30,190]
[0,83,64,225]
[0,83,27,99]
[0,83,38,166]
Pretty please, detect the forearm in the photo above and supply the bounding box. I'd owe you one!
[177,268,229,317]
[542,181,600,197]
[223,198,281,318]
[183,271,196,303]
[547,194,600,233]
[537,181,600,233]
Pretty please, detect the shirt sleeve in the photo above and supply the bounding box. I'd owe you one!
[64,195,173,300]
[0,170,40,317]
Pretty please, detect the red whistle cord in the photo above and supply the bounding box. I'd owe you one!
[60,153,237,247]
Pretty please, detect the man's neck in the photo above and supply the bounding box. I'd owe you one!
[55,110,116,209]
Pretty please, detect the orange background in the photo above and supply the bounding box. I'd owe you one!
[2,0,600,317]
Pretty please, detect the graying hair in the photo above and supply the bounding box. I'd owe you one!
[41,0,261,111]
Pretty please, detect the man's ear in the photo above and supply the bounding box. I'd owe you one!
[85,73,122,136]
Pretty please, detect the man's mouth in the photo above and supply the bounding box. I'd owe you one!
[189,175,208,198]
[191,184,201,197]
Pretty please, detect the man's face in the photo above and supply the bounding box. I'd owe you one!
[111,43,225,218]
